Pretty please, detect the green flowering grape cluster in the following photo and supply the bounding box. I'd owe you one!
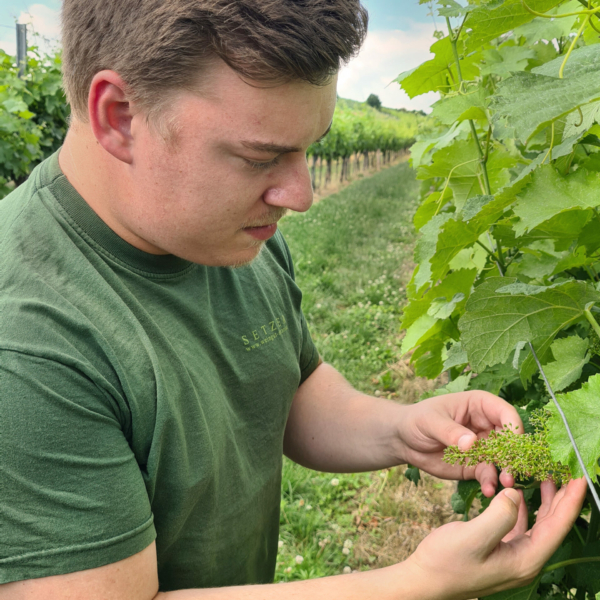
[443,411,571,486]
[589,334,600,359]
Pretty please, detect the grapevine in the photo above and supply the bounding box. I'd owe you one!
[398,0,600,596]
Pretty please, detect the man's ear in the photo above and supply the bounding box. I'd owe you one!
[88,70,136,165]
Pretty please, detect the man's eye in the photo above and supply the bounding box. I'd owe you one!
[245,157,281,171]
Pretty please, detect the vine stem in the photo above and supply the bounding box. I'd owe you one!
[445,16,504,270]
[584,306,600,340]
[543,556,600,572]
[559,14,591,79]
[522,0,600,18]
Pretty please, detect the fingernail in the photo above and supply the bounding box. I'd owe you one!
[504,489,520,506]
[458,434,474,450]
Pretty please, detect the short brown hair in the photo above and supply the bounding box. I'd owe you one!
[61,0,368,137]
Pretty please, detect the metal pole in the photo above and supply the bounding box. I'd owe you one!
[17,24,27,79]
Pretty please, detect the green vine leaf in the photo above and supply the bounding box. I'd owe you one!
[418,141,516,209]
[480,45,537,77]
[481,581,540,600]
[397,37,480,99]
[544,336,590,392]
[513,166,600,237]
[431,87,488,126]
[459,277,600,373]
[464,0,563,50]
[492,46,600,143]
[548,374,600,479]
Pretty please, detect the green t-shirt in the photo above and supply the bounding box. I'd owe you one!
[0,150,320,591]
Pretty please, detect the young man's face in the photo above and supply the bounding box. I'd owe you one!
[122,62,337,266]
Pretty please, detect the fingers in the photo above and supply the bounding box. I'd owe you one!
[530,478,587,550]
[475,462,499,497]
[499,469,515,489]
[503,490,528,542]
[478,392,524,433]
[464,488,521,557]
[536,479,558,521]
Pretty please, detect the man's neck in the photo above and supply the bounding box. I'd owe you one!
[58,123,165,255]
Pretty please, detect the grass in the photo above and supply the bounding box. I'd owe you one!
[275,161,455,582]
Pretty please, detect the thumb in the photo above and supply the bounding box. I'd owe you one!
[463,489,521,557]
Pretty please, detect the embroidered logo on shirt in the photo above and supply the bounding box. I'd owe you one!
[242,315,289,351]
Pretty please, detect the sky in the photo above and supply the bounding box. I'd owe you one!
[0,0,439,112]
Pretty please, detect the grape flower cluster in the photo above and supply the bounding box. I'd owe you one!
[443,410,571,485]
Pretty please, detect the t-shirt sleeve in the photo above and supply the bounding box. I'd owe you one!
[0,350,156,585]
[298,312,322,386]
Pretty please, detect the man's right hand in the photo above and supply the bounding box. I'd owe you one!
[402,478,588,600]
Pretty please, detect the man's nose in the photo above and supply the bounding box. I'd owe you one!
[262,157,314,213]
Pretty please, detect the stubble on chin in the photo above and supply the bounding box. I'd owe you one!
[229,241,265,269]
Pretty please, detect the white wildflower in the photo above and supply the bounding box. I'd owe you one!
[295,555,304,565]
[330,478,339,486]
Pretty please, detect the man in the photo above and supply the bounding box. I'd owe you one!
[0,1,586,599]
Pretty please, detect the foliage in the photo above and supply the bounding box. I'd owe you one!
[0,44,69,198]
[366,93,382,110]
[307,98,424,163]
[399,0,600,596]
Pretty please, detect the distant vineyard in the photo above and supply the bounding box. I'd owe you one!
[307,100,426,190]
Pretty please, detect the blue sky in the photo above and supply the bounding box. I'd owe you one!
[0,1,438,111]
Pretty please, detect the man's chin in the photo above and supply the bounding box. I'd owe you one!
[228,242,265,269]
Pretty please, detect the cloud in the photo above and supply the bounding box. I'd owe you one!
[338,21,440,113]
[0,4,61,56]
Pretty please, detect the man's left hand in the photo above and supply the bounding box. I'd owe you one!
[395,391,523,497]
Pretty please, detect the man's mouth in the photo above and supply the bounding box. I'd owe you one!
[243,223,278,241]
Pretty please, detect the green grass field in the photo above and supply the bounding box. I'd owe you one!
[275,161,453,581]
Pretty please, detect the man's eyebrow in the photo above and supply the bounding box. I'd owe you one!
[240,121,333,155]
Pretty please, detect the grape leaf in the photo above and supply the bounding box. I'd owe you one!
[412,213,455,292]
[508,248,561,280]
[431,87,488,126]
[482,580,540,600]
[444,342,468,370]
[401,270,476,353]
[512,166,600,237]
[492,45,600,143]
[410,121,470,169]
[480,45,537,77]
[496,210,593,252]
[437,0,471,17]
[513,6,578,43]
[547,374,600,479]
[459,277,600,373]
[413,189,452,231]
[544,336,590,392]
[563,101,600,139]
[464,0,563,50]
[397,37,480,99]
[418,141,516,209]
